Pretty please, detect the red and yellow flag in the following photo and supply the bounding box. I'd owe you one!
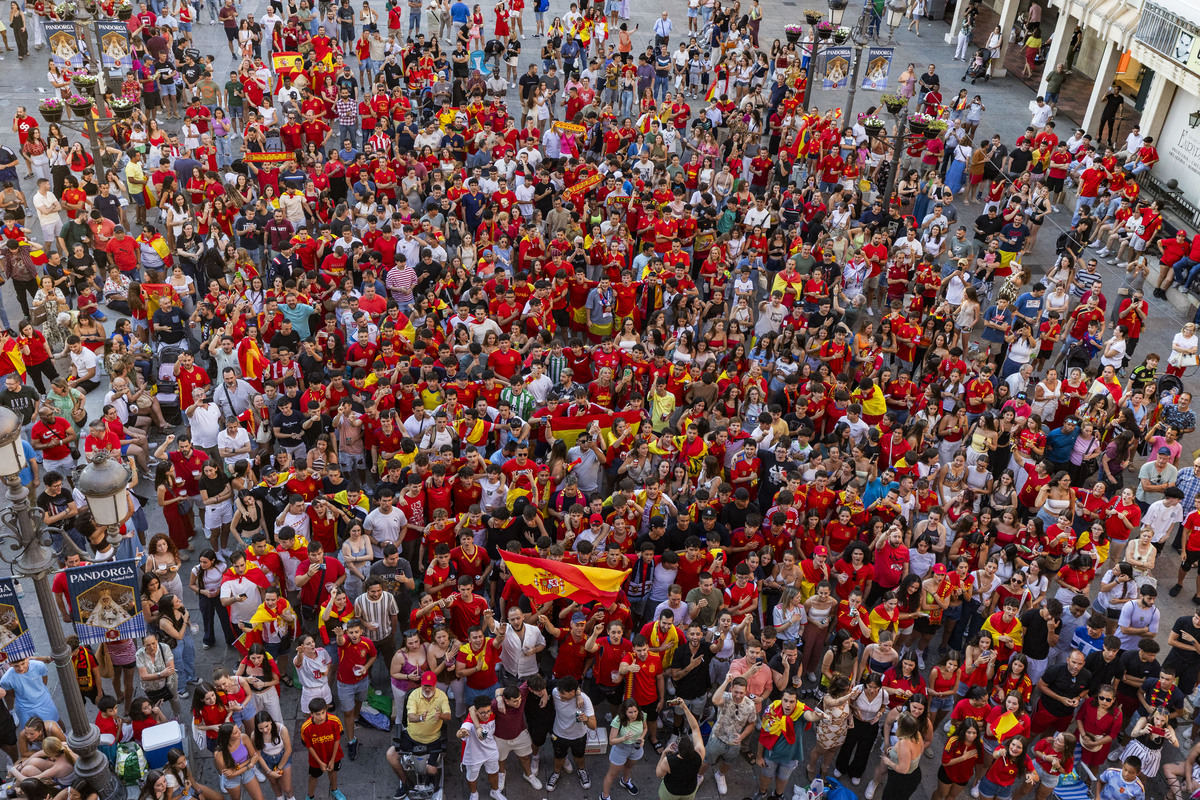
[501,551,630,605]
[1,338,25,378]
[548,409,642,448]
[238,338,270,383]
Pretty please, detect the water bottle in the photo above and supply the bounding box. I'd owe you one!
[809,778,824,800]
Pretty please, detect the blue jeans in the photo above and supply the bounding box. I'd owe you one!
[215,134,232,167]
[1071,194,1096,225]
[409,12,420,31]
[339,123,358,147]
[463,681,499,707]
[620,89,634,118]
[172,630,196,686]
[1173,257,1200,286]
[653,75,668,101]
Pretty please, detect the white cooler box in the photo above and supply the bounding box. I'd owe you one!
[141,721,184,769]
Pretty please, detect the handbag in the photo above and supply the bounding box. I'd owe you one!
[96,643,114,680]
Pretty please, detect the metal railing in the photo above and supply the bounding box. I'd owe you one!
[1134,1,1200,59]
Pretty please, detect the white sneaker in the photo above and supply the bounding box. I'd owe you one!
[917,653,926,670]
[867,307,875,316]
[523,773,543,790]
[971,786,981,798]
[498,773,505,792]
[865,781,877,800]
[833,770,842,778]
[489,791,507,800]
[564,759,574,774]
[469,794,479,800]
[852,778,861,786]
[1096,248,1109,256]
[715,773,727,795]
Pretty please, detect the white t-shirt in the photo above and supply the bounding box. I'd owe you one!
[551,688,594,739]
[298,650,333,695]
[216,427,251,469]
[460,718,499,766]
[33,191,61,227]
[69,346,98,380]
[187,402,222,448]
[219,575,263,625]
[365,506,407,546]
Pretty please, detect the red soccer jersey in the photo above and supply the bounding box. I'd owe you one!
[620,651,663,705]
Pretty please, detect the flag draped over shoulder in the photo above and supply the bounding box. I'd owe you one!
[220,563,273,589]
[1,338,25,378]
[238,338,270,383]
[140,284,180,319]
[549,409,642,448]
[501,551,630,605]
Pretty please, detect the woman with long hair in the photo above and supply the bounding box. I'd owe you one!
[251,712,293,800]
[164,748,222,800]
[213,723,267,800]
[600,699,644,800]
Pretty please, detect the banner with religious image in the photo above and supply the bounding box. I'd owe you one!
[819,46,853,90]
[98,21,133,71]
[45,21,85,69]
[0,579,33,662]
[860,47,895,91]
[66,560,147,646]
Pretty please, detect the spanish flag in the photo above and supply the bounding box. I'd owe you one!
[990,709,1023,742]
[0,336,25,378]
[141,284,181,319]
[501,551,630,605]
[236,597,299,655]
[220,562,273,590]
[549,409,642,448]
[705,82,718,103]
[758,698,812,750]
[238,338,270,385]
[866,602,900,642]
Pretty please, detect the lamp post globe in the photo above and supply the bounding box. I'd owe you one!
[76,452,132,529]
[0,405,23,478]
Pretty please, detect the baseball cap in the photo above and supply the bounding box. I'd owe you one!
[933,563,948,575]
[814,546,829,556]
[701,508,717,520]
[420,671,437,686]
[571,612,587,624]
[650,515,666,528]
[590,513,604,525]
[1158,446,1172,455]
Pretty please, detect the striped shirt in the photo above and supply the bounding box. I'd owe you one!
[500,386,535,419]
[385,263,418,304]
[353,591,399,642]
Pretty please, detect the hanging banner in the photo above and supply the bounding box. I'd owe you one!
[45,21,85,69]
[66,560,147,646]
[860,46,895,91]
[0,579,33,662]
[819,45,853,90]
[97,21,133,72]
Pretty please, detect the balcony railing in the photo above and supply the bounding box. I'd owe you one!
[1134,1,1199,61]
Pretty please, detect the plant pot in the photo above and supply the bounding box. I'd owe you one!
[40,108,63,122]
[116,6,131,18]
[816,27,832,39]
[69,102,93,117]
[833,31,849,43]
[785,29,801,43]
[73,76,97,90]
[111,104,134,119]
[804,11,822,24]
[908,120,927,136]
[884,100,905,113]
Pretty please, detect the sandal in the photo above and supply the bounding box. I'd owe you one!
[653,741,665,754]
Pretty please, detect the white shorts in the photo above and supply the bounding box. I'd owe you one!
[1132,236,1151,252]
[497,730,533,760]
[204,500,233,528]
[463,759,500,781]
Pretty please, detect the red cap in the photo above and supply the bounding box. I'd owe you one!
[814,546,829,556]
[590,513,604,525]
[421,671,437,686]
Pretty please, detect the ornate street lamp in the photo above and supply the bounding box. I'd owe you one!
[0,406,124,800]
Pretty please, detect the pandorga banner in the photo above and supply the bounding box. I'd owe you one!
[66,559,147,645]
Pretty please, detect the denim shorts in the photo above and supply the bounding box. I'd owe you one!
[978,777,1015,799]
[610,741,644,766]
[219,766,264,792]
[262,750,290,771]
[336,677,369,710]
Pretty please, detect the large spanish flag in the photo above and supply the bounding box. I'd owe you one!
[501,551,630,605]
[549,408,643,448]
[238,338,270,385]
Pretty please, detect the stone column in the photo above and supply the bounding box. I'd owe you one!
[1081,37,1120,133]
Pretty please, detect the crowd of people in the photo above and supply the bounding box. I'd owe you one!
[0,2,1197,800]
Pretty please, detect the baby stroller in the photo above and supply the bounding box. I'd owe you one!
[962,48,991,84]
[153,344,187,427]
